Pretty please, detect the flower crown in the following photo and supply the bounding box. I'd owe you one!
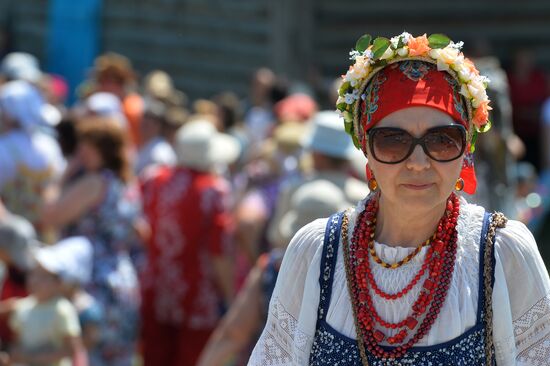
[336,32,492,153]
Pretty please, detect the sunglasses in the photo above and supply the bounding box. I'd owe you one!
[367,125,467,164]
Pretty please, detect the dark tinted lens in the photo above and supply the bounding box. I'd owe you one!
[424,126,465,161]
[371,129,413,163]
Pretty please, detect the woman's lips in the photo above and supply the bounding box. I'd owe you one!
[401,183,434,190]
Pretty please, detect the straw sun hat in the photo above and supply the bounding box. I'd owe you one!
[174,119,241,172]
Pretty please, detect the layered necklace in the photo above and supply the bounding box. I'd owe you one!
[342,192,460,360]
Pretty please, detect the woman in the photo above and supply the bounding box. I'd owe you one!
[248,33,550,365]
[197,180,350,366]
[41,117,143,366]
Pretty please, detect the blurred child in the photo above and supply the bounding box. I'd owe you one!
[38,237,102,365]
[0,213,37,350]
[6,239,88,366]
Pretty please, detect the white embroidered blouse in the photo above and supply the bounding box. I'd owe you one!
[248,197,550,366]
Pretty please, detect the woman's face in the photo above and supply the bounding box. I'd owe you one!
[78,141,104,172]
[366,106,465,212]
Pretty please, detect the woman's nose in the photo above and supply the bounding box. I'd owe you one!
[405,144,431,171]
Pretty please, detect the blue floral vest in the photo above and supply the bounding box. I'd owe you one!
[309,212,497,366]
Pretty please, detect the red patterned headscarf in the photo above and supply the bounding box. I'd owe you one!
[361,61,477,194]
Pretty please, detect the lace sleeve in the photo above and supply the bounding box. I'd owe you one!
[515,293,550,366]
[248,219,326,366]
[494,219,550,365]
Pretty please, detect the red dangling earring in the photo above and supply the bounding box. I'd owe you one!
[455,177,464,191]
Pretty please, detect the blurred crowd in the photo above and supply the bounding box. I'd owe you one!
[0,45,548,366]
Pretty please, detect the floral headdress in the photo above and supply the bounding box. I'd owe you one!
[336,32,492,153]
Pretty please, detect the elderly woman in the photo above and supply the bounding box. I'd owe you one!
[41,117,142,366]
[248,33,550,365]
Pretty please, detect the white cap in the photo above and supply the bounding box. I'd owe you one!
[303,110,357,159]
[34,236,93,285]
[174,119,241,172]
[0,80,56,131]
[0,214,38,270]
[85,92,128,129]
[0,52,42,83]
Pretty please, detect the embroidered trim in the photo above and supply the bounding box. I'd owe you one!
[270,296,311,353]
[482,212,507,365]
[514,293,550,338]
[517,331,550,366]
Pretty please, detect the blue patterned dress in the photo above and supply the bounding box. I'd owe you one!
[63,170,142,366]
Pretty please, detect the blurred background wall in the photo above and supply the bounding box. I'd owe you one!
[0,0,548,101]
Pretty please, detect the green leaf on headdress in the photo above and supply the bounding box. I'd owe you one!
[356,34,372,53]
[352,133,361,149]
[372,37,391,60]
[343,111,353,122]
[478,120,492,133]
[428,34,451,49]
[344,120,353,134]
[470,131,478,153]
[338,81,351,96]
[396,36,406,49]
[337,102,348,111]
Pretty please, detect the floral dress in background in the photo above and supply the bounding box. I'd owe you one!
[63,170,143,366]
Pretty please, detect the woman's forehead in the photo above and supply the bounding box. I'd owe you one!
[376,106,456,131]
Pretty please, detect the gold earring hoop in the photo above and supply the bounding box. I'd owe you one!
[455,178,464,191]
[368,178,378,191]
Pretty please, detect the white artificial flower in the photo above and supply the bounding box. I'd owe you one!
[449,41,464,50]
[390,36,400,49]
[380,47,395,60]
[460,84,472,99]
[455,63,473,83]
[400,31,412,43]
[438,47,460,65]
[337,95,346,105]
[344,93,356,104]
[479,75,491,85]
[349,49,361,60]
[397,47,409,57]
[436,58,450,72]
[429,49,441,59]
[468,80,488,108]
[363,49,374,60]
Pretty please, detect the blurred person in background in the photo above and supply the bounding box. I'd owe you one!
[79,92,128,130]
[0,213,36,351]
[197,179,350,366]
[0,52,43,86]
[135,100,176,175]
[2,237,89,366]
[467,46,521,217]
[243,68,288,148]
[507,48,548,171]
[231,122,308,289]
[90,52,144,148]
[40,118,143,366]
[0,80,65,235]
[48,237,103,366]
[212,91,249,160]
[163,106,189,145]
[142,70,187,109]
[267,110,369,248]
[139,119,240,366]
[273,93,318,125]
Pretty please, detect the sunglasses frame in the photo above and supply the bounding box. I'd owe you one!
[367,124,467,164]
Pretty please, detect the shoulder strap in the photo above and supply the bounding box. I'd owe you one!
[481,211,507,365]
[477,211,492,322]
[317,211,344,321]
